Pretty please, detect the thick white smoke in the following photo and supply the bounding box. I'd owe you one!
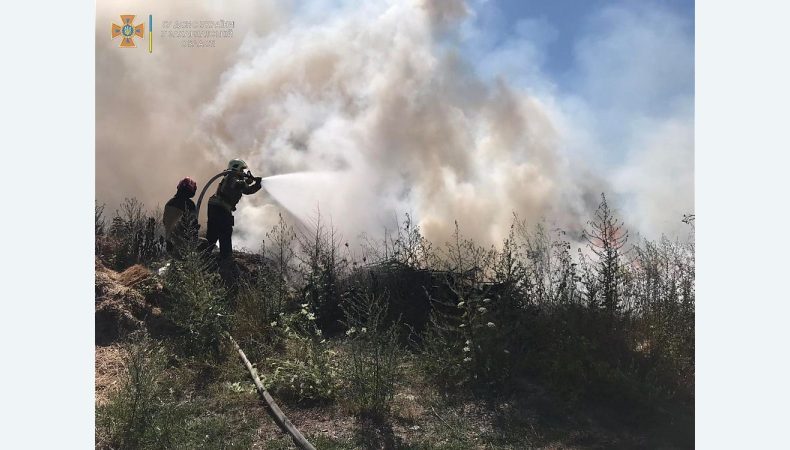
[96,0,693,250]
[196,0,606,248]
[96,0,282,214]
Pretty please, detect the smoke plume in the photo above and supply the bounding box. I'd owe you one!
[96,0,693,250]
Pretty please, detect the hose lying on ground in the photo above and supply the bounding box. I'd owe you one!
[225,333,317,450]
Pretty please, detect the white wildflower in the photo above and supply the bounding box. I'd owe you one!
[270,321,277,327]
[463,357,472,362]
[486,322,495,328]
[457,301,465,308]
[463,346,471,352]
[346,327,357,336]
[478,307,487,313]
[361,327,367,334]
[307,312,316,321]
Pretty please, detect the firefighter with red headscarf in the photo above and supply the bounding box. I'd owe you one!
[162,177,199,256]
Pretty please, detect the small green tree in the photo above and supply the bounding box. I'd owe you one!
[583,194,629,318]
[296,209,348,332]
[233,214,298,359]
[342,290,400,418]
[264,213,297,314]
[162,242,229,359]
[518,218,580,308]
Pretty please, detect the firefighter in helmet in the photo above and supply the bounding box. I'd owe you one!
[203,159,262,260]
[162,177,199,257]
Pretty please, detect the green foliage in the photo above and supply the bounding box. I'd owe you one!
[296,209,350,332]
[97,334,258,449]
[582,193,629,316]
[97,194,694,440]
[518,219,580,308]
[417,198,693,413]
[421,222,522,386]
[262,213,298,314]
[97,335,180,449]
[162,244,229,359]
[103,197,165,269]
[260,309,339,402]
[341,290,401,417]
[232,215,299,360]
[231,278,284,360]
[629,232,695,398]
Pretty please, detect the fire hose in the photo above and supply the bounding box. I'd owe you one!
[195,169,261,219]
[226,333,316,450]
[195,169,231,219]
[193,170,315,449]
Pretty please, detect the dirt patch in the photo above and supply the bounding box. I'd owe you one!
[250,402,358,447]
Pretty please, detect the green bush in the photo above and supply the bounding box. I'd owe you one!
[97,334,258,449]
[341,290,400,418]
[105,198,165,270]
[296,210,350,333]
[420,223,522,387]
[162,245,229,359]
[97,335,184,449]
[232,217,298,362]
[260,309,339,402]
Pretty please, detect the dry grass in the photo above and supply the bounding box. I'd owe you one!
[116,264,156,289]
[94,344,124,407]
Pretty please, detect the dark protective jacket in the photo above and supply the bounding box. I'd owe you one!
[208,172,262,212]
[162,191,198,246]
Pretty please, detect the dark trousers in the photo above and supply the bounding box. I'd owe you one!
[204,204,234,259]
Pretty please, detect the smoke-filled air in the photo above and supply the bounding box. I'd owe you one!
[95,2,695,446]
[96,0,694,249]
